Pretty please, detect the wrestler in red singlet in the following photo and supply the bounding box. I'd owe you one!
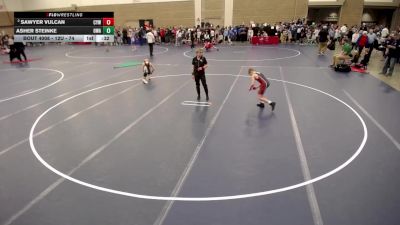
[248,68,275,110]
[254,72,270,95]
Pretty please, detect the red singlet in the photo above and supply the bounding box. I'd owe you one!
[255,72,269,95]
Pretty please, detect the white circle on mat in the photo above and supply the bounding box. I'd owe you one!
[65,46,169,59]
[183,46,301,61]
[0,68,64,103]
[29,74,367,201]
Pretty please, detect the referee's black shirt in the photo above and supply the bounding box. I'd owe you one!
[192,56,207,76]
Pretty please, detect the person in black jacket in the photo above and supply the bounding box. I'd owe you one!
[14,42,27,61]
[192,48,209,101]
[318,26,329,55]
[9,45,22,62]
[190,30,195,49]
[380,33,399,76]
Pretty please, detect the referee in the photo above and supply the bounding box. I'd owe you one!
[192,48,209,101]
[146,29,155,57]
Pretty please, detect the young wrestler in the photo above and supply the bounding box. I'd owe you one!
[142,58,155,84]
[203,40,219,52]
[248,68,276,110]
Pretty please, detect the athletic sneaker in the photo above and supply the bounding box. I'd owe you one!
[197,95,201,101]
[257,103,265,108]
[269,102,276,111]
[206,95,209,101]
[142,78,148,84]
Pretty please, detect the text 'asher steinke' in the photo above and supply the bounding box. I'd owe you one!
[15,28,57,34]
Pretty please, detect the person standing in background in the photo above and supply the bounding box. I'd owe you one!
[146,29,155,57]
[153,28,159,44]
[351,29,359,50]
[127,26,133,45]
[363,29,378,66]
[247,28,254,43]
[318,26,329,55]
[160,27,166,44]
[340,24,348,41]
[210,29,215,42]
[381,27,389,39]
[190,29,195,49]
[380,33,399,76]
[357,31,369,57]
[138,27,144,46]
[122,27,128,44]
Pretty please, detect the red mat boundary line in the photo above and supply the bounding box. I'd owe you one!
[351,66,368,74]
[3,58,43,64]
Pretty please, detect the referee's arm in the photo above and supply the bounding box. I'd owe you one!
[192,58,196,76]
[202,57,208,70]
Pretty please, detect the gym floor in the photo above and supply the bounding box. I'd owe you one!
[0,43,399,225]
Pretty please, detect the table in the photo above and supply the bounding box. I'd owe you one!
[251,36,279,45]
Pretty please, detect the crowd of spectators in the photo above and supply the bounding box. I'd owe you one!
[1,18,399,74]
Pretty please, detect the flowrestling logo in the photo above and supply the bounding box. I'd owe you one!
[46,12,83,18]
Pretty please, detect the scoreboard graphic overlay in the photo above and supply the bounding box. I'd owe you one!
[14,12,114,42]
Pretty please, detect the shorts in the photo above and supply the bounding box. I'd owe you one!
[258,80,270,95]
[258,84,266,95]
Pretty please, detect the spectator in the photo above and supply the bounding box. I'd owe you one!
[357,31,369,56]
[175,29,182,46]
[340,24,348,40]
[380,33,399,76]
[138,27,144,46]
[127,26,133,45]
[318,26,329,55]
[351,29,359,49]
[363,29,378,65]
[122,27,128,44]
[281,29,288,44]
[247,28,254,42]
[331,38,352,67]
[153,28,159,44]
[160,27,166,44]
[118,29,122,45]
[210,29,215,42]
[381,26,389,39]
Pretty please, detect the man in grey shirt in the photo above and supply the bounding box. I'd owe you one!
[363,29,377,66]
[367,29,377,47]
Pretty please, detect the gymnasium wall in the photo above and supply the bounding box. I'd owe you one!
[77,1,195,28]
[202,0,225,27]
[339,0,364,26]
[392,8,400,30]
[390,0,400,30]
[0,11,13,35]
[232,0,308,25]
[1,0,190,11]
[308,8,340,23]
[1,0,194,29]
[362,8,395,27]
